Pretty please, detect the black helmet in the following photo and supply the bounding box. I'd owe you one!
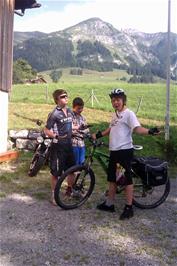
[109,88,127,104]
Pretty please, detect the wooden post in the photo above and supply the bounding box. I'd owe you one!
[45,85,49,103]
[165,0,171,141]
[0,0,14,152]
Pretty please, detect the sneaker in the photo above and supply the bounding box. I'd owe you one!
[119,205,134,220]
[65,186,72,197]
[97,201,115,213]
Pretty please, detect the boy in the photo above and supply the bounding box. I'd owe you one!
[93,88,160,220]
[44,89,75,205]
[72,97,89,165]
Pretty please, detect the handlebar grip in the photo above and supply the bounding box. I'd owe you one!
[148,127,160,135]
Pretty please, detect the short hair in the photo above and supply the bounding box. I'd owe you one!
[53,89,67,104]
[72,97,84,107]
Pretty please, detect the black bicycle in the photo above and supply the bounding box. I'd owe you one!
[54,134,170,210]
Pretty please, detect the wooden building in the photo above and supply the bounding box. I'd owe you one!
[0,0,41,155]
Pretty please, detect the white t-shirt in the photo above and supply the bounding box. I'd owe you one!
[109,108,140,151]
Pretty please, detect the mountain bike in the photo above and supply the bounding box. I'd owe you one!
[28,120,52,177]
[54,134,170,210]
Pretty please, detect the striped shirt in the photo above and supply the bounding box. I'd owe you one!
[72,112,89,147]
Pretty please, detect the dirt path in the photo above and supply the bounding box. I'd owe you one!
[0,179,177,266]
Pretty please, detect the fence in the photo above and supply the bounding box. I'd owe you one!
[10,83,177,126]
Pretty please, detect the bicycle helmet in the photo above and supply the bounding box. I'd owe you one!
[109,88,127,104]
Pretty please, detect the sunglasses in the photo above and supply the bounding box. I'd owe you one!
[59,94,68,99]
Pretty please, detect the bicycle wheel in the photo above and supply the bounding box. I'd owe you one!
[54,164,95,210]
[132,173,170,209]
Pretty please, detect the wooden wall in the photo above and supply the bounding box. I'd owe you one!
[0,0,14,93]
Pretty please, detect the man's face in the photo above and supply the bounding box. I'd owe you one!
[57,94,68,106]
[111,97,124,112]
[73,105,84,115]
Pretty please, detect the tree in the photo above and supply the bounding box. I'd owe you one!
[13,58,37,84]
[70,68,83,75]
[50,69,62,83]
[128,74,140,83]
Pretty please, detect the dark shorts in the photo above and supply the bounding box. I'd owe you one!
[107,149,134,185]
[50,142,75,177]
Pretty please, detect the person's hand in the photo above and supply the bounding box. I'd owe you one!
[72,125,80,131]
[79,124,87,130]
[148,127,160,135]
[92,133,97,140]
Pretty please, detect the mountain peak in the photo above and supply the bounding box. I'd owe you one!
[13,17,177,80]
[67,17,105,28]
[63,17,120,43]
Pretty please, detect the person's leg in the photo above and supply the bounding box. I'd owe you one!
[79,146,86,165]
[97,152,117,212]
[51,175,58,205]
[119,149,134,219]
[107,181,117,203]
[65,147,77,195]
[51,175,58,191]
[125,184,133,205]
[49,144,60,205]
[73,146,79,165]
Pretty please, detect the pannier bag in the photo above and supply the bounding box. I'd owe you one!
[133,157,168,186]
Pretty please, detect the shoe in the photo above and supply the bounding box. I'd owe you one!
[65,186,72,197]
[97,201,115,213]
[119,205,134,220]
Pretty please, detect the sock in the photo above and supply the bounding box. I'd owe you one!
[106,198,114,206]
[125,204,132,209]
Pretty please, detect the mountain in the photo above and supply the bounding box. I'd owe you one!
[13,31,47,45]
[13,17,177,80]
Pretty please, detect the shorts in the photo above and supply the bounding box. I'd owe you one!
[50,143,75,177]
[72,146,86,165]
[107,149,134,185]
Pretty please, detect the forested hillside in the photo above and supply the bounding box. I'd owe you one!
[13,18,177,80]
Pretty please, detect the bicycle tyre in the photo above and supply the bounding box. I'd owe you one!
[28,154,46,177]
[133,175,170,209]
[54,165,95,210]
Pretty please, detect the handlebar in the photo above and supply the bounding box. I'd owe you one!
[86,134,143,150]
[73,130,143,150]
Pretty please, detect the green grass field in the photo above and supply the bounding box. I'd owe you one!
[41,68,131,83]
[1,74,176,198]
[9,76,177,162]
[11,81,177,123]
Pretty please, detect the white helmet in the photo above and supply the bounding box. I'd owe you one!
[109,88,126,97]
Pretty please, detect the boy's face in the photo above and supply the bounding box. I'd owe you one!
[111,97,124,112]
[57,93,68,107]
[73,105,84,115]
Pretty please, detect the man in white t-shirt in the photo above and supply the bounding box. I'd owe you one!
[93,88,160,220]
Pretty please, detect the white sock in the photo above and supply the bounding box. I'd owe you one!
[106,198,114,206]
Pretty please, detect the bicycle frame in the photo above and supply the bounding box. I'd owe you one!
[54,135,170,210]
[85,139,109,173]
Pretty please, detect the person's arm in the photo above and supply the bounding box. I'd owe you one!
[44,111,57,138]
[134,126,149,135]
[101,127,111,136]
[92,127,111,140]
[44,127,56,138]
[134,126,160,135]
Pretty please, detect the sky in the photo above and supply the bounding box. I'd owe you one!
[14,0,177,34]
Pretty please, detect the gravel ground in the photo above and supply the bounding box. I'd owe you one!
[0,179,177,266]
